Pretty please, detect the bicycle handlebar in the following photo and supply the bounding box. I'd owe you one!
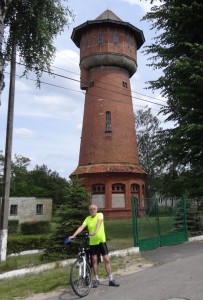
[64,233,89,245]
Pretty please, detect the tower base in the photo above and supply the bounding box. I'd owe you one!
[71,163,147,220]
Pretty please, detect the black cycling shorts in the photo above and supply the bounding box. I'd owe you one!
[89,242,109,256]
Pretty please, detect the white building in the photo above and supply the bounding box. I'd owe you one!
[0,197,52,223]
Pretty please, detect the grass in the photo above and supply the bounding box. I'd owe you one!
[0,253,149,300]
[0,253,43,273]
[0,218,143,299]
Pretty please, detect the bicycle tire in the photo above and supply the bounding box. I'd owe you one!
[70,257,92,297]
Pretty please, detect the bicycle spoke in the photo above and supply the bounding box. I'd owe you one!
[70,258,92,297]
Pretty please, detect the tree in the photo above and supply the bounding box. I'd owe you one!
[142,0,203,197]
[0,154,69,206]
[0,0,74,261]
[135,108,163,197]
[1,0,74,90]
[42,178,90,261]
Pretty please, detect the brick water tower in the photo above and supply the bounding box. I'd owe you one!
[71,10,146,219]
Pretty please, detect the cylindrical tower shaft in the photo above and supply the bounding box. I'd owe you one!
[79,67,139,165]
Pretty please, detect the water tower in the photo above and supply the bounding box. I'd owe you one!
[71,10,146,219]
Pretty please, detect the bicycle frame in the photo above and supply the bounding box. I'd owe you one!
[65,234,92,297]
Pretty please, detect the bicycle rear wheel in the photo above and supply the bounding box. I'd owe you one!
[70,258,92,297]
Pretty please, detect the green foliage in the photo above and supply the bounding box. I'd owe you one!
[7,235,50,254]
[141,1,203,197]
[1,0,74,89]
[42,178,90,261]
[173,199,201,236]
[8,220,19,234]
[135,108,164,197]
[0,154,70,207]
[20,221,51,235]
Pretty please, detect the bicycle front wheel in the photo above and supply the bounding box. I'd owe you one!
[70,258,92,297]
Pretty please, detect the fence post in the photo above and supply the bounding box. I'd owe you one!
[131,194,138,247]
[182,194,188,241]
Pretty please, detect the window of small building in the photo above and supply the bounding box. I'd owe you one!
[36,204,43,215]
[10,204,18,215]
[105,111,112,132]
[114,32,118,45]
[98,32,103,46]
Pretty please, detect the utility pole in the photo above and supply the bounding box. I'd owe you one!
[0,42,16,261]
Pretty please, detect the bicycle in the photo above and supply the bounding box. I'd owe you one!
[64,233,92,297]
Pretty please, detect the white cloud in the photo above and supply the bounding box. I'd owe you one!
[14,128,37,138]
[16,80,34,93]
[121,0,161,12]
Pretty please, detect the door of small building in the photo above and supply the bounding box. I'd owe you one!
[131,195,188,252]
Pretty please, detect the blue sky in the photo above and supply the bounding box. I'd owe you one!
[0,0,169,179]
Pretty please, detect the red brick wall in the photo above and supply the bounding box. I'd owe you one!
[79,67,139,165]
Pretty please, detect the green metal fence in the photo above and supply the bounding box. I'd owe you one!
[132,195,188,251]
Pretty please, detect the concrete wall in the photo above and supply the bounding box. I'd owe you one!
[7,197,52,223]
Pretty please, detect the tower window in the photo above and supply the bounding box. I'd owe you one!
[105,111,112,132]
[86,33,89,48]
[112,184,125,193]
[114,32,118,45]
[89,81,94,88]
[92,184,105,193]
[98,32,103,46]
[127,35,131,48]
[122,81,127,88]
[131,184,139,192]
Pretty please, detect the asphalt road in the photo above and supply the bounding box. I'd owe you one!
[26,241,203,300]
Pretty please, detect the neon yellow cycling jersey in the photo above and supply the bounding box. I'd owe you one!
[83,212,106,245]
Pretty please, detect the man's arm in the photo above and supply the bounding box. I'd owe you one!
[69,223,86,239]
[90,214,103,236]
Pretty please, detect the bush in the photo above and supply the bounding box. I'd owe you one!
[20,221,51,235]
[8,220,19,234]
[7,235,50,254]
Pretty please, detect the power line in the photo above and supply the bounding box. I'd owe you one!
[51,63,166,103]
[4,71,160,112]
[15,61,165,107]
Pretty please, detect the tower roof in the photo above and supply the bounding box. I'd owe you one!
[95,9,122,21]
[71,10,145,49]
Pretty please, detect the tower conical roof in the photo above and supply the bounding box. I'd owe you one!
[95,9,122,21]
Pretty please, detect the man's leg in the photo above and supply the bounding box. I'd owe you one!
[103,254,112,275]
[91,254,100,288]
[103,254,120,287]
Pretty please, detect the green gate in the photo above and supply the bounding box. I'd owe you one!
[132,195,188,252]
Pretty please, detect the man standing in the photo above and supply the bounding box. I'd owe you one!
[69,204,120,288]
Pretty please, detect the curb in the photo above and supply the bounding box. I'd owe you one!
[1,236,203,280]
[0,247,139,280]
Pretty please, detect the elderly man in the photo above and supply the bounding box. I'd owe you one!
[69,204,120,288]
